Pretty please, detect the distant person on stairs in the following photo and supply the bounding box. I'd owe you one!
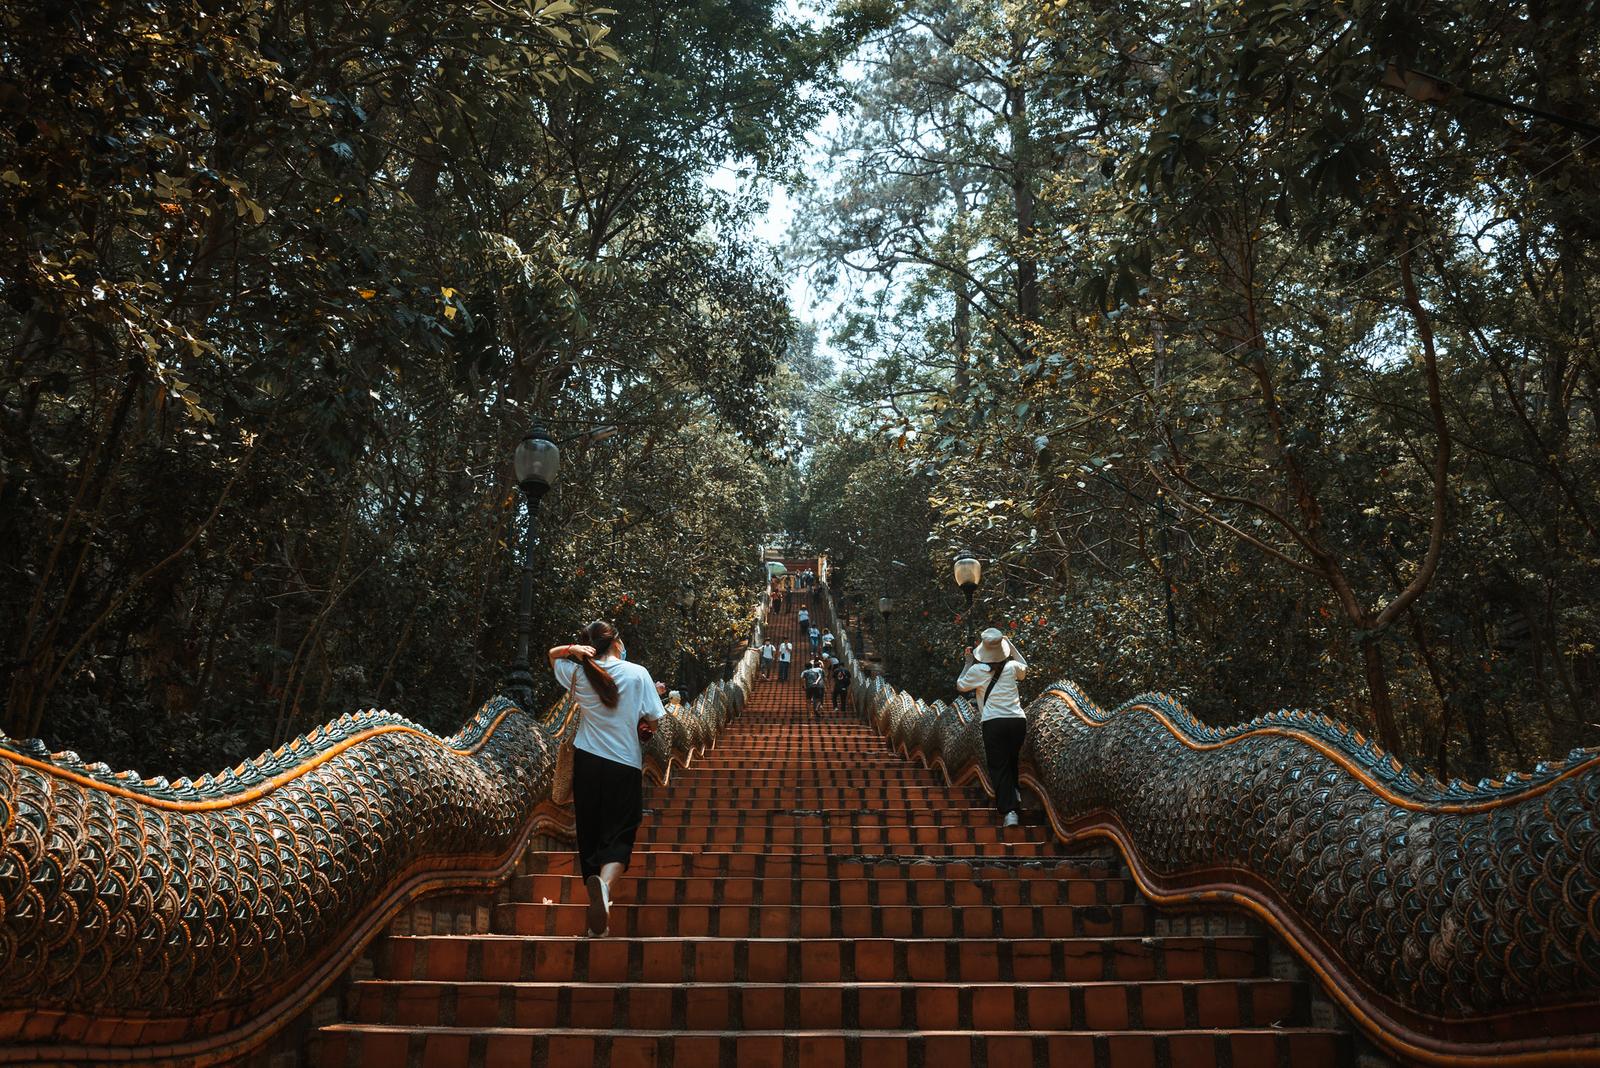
[778,640,793,682]
[830,659,850,710]
[797,605,810,633]
[801,659,826,714]
[956,628,1029,829]
[760,638,776,680]
[550,620,669,936]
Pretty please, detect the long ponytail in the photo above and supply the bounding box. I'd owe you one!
[574,620,621,708]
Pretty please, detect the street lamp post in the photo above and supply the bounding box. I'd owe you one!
[502,426,560,706]
[953,553,983,643]
[878,595,895,678]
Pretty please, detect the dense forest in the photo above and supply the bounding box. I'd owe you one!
[0,0,854,770]
[790,0,1600,780]
[3,0,1597,782]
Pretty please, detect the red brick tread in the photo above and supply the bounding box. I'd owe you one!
[510,873,1138,904]
[311,1024,1348,1068]
[379,934,1271,982]
[490,900,1152,937]
[345,978,1309,1029]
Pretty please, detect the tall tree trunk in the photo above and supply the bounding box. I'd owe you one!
[1359,636,1402,755]
[1007,32,1038,333]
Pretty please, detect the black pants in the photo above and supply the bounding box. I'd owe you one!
[981,717,1027,815]
[573,748,643,879]
[778,661,790,682]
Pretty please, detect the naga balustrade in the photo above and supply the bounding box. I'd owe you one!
[820,588,1600,1067]
[0,621,765,1065]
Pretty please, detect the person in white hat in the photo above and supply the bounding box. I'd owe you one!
[956,627,1029,827]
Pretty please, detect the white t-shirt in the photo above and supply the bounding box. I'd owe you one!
[956,653,1029,721]
[761,642,775,660]
[797,609,810,625]
[554,656,667,769]
[778,642,792,663]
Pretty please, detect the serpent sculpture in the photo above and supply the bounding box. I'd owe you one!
[0,637,761,1065]
[824,592,1600,1067]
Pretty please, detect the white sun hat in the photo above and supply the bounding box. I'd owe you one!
[975,627,1015,663]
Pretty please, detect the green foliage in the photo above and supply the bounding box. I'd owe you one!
[0,0,849,771]
[796,0,1600,776]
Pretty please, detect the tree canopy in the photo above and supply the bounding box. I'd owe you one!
[0,0,857,769]
[3,0,1597,781]
[792,0,1600,779]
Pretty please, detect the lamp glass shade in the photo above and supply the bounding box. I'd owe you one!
[878,596,895,615]
[514,430,560,494]
[953,554,982,590]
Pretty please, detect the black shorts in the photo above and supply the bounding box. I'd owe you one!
[806,685,824,701]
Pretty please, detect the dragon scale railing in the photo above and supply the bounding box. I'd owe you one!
[821,591,1600,1066]
[0,629,764,1065]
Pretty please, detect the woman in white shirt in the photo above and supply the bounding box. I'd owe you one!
[955,628,1029,828]
[778,640,793,682]
[549,620,669,935]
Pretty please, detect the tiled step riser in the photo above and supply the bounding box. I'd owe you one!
[519,852,1120,880]
[643,789,981,803]
[633,835,1055,854]
[381,936,1269,983]
[346,979,1309,1030]
[312,1027,1347,1068]
[670,773,950,784]
[642,811,1020,828]
[492,901,1150,938]
[510,874,1140,906]
[634,841,1061,857]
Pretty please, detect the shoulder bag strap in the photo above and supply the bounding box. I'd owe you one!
[981,657,1013,706]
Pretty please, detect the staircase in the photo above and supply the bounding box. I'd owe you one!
[311,598,1350,1066]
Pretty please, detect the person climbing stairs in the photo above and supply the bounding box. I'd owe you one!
[311,592,1349,1066]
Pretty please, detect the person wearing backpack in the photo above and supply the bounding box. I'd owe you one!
[801,659,827,714]
[956,628,1029,827]
[830,660,851,710]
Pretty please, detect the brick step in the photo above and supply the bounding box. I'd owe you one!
[640,809,1012,827]
[630,827,1056,849]
[491,900,1151,938]
[311,1024,1347,1068]
[641,787,980,802]
[681,764,921,770]
[518,851,1116,879]
[345,978,1310,1030]
[691,734,884,740]
[711,737,878,743]
[379,935,1270,983]
[662,780,960,789]
[509,873,1138,905]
